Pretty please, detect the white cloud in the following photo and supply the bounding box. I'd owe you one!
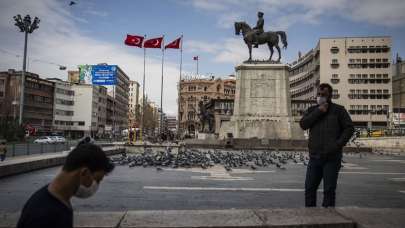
[189,0,405,28]
[0,0,180,116]
[186,38,282,65]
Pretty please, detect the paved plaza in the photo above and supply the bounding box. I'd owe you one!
[0,151,404,212]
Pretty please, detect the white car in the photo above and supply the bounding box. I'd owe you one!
[53,136,66,144]
[34,136,56,144]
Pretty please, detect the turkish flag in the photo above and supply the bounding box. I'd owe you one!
[165,37,181,49]
[144,37,163,48]
[125,34,144,48]
[193,56,198,61]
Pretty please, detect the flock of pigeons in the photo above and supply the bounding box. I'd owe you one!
[111,148,311,171]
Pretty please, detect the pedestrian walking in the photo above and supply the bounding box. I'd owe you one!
[300,83,354,207]
[0,141,7,162]
[17,144,114,228]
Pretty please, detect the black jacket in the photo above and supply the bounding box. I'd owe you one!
[300,102,354,158]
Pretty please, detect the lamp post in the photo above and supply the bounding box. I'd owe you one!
[13,14,40,125]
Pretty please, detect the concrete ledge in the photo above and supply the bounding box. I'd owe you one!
[336,207,405,228]
[0,147,125,178]
[254,208,355,228]
[0,208,360,228]
[121,209,263,228]
[74,211,126,228]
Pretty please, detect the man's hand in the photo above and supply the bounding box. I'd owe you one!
[319,103,329,113]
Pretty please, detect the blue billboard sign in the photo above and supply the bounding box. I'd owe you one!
[91,65,117,85]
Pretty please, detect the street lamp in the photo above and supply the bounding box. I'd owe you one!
[13,14,40,125]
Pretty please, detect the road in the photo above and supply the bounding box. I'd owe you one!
[0,152,404,212]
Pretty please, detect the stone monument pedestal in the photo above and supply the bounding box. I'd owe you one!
[196,132,217,140]
[220,63,303,140]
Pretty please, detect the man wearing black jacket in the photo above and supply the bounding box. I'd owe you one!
[300,83,354,207]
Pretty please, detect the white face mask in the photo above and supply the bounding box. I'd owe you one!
[317,96,327,105]
[75,179,99,199]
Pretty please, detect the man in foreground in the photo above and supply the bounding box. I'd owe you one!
[300,83,354,207]
[17,143,115,228]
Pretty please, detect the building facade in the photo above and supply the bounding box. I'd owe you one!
[393,55,405,127]
[179,76,236,137]
[289,37,392,128]
[128,80,140,128]
[0,69,55,134]
[108,66,130,135]
[47,78,75,137]
[166,115,177,133]
[71,84,107,138]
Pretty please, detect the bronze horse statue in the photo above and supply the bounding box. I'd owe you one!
[198,101,214,133]
[234,21,287,62]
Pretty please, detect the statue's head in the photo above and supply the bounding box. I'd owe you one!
[258,11,264,18]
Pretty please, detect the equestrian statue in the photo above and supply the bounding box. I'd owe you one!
[234,12,288,63]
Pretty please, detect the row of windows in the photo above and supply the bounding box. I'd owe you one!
[347,63,390,69]
[26,81,53,93]
[56,98,74,105]
[349,58,389,63]
[347,45,390,54]
[55,109,74,116]
[26,95,52,104]
[56,88,74,96]
[54,120,74,126]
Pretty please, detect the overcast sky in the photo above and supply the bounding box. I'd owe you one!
[1,0,405,116]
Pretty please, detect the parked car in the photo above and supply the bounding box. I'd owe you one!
[53,136,66,144]
[34,136,56,144]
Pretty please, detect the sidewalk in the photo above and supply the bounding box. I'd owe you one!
[1,207,404,228]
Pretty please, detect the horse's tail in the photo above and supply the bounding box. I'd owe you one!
[276,31,288,49]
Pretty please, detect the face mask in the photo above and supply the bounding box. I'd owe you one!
[75,176,99,199]
[317,96,327,105]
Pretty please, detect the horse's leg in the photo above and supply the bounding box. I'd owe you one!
[268,43,274,61]
[276,45,281,62]
[248,43,252,61]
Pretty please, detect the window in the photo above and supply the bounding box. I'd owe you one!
[330,46,339,54]
[78,121,85,126]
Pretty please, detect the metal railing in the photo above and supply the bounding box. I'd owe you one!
[3,140,119,158]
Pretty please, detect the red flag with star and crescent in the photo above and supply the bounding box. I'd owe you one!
[165,37,182,49]
[144,37,163,48]
[124,34,144,48]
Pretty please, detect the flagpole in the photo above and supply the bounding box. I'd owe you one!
[177,34,183,138]
[141,35,146,142]
[196,56,199,76]
[160,35,165,138]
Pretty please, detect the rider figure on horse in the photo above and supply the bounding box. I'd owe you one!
[253,11,264,48]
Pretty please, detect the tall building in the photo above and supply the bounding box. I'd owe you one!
[128,80,140,128]
[289,36,392,128]
[47,78,75,137]
[0,69,55,134]
[179,76,236,137]
[107,66,130,134]
[166,115,177,133]
[392,55,405,127]
[71,84,107,138]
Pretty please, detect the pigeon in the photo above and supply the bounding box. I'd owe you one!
[69,1,76,6]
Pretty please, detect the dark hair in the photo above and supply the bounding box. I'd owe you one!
[77,136,92,147]
[319,83,333,95]
[63,144,114,173]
